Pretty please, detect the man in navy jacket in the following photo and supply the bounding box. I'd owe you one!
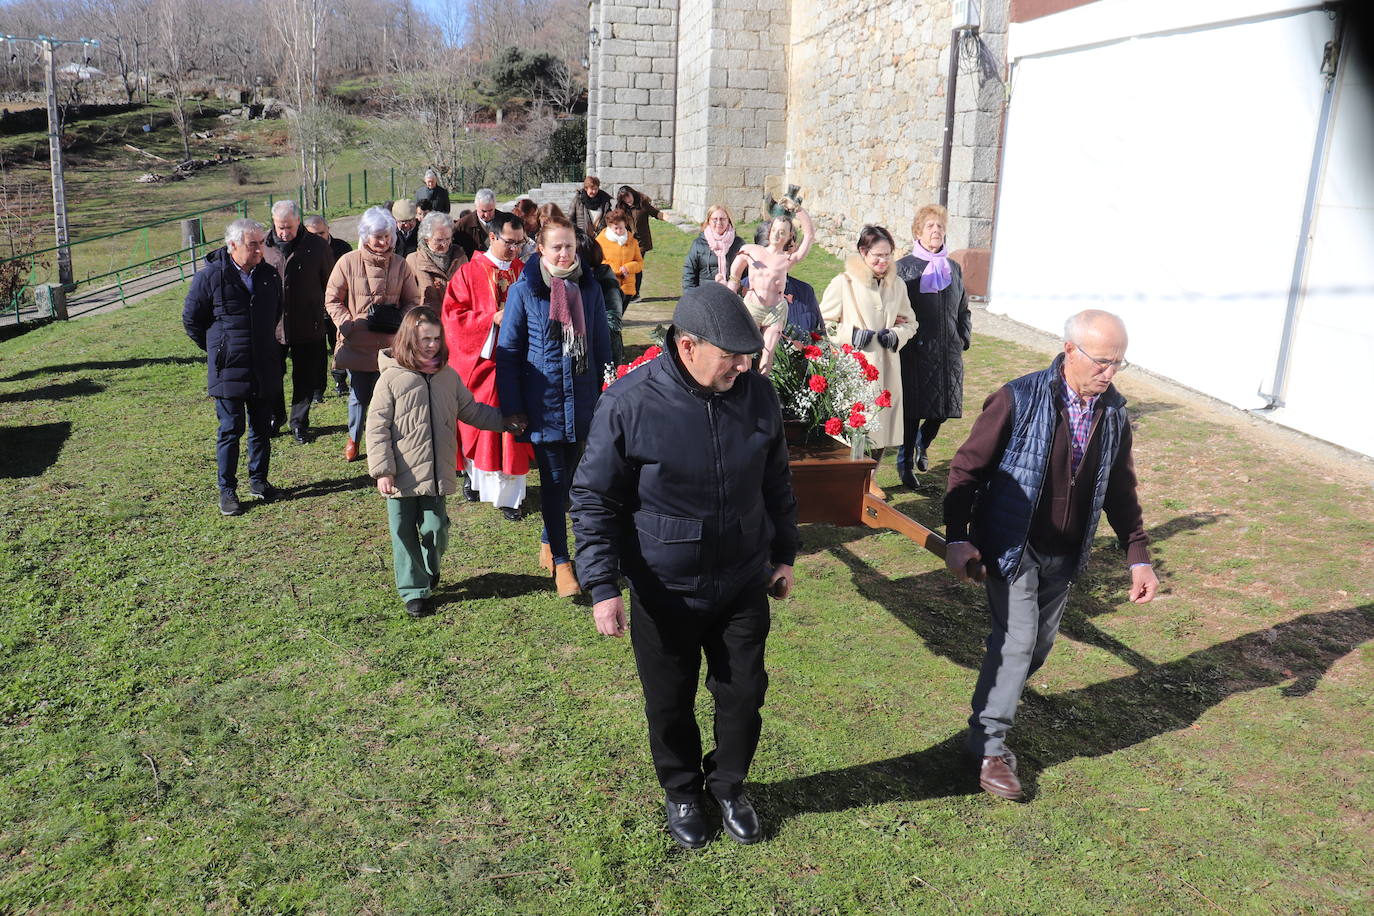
[182,219,284,516]
[571,283,798,849]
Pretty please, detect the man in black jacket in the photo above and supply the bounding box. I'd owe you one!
[264,200,335,442]
[182,219,284,516]
[571,283,799,849]
[415,169,450,214]
[304,214,352,397]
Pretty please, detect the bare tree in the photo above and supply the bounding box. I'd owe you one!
[153,0,198,160]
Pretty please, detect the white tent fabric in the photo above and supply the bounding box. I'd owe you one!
[992,3,1372,456]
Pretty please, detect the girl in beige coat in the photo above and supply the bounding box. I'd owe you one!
[820,225,917,455]
[366,307,523,617]
[325,206,422,461]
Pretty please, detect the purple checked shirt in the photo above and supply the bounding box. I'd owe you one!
[1061,380,1098,475]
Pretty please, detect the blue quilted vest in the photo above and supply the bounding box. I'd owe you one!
[973,353,1126,579]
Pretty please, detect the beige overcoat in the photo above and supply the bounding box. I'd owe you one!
[325,249,422,372]
[365,350,505,497]
[820,255,917,449]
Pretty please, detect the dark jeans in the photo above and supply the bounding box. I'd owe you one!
[274,340,327,431]
[214,395,274,492]
[630,584,771,802]
[347,370,380,445]
[534,441,582,562]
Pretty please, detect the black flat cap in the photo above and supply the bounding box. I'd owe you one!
[671,283,765,354]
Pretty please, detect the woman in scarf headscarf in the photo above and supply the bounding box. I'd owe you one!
[495,215,613,598]
[406,212,467,310]
[894,204,972,487]
[681,204,744,290]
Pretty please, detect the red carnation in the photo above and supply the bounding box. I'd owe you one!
[808,374,828,393]
[803,345,823,361]
[875,389,892,407]
[841,344,853,354]
[863,364,880,381]
[824,417,843,436]
[851,402,865,414]
[644,345,663,359]
[616,365,629,378]
[810,332,823,342]
[848,412,867,428]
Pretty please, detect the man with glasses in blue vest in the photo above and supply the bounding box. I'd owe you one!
[944,309,1158,801]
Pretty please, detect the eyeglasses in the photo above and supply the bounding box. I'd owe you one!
[1074,344,1129,373]
[496,235,525,247]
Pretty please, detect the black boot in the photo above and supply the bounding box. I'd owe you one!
[715,793,763,844]
[895,443,918,489]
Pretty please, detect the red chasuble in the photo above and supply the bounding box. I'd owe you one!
[441,255,534,476]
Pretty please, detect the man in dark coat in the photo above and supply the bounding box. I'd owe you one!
[571,283,799,849]
[264,201,335,442]
[392,199,419,258]
[304,214,352,397]
[944,309,1158,801]
[182,219,284,516]
[454,188,508,258]
[415,169,450,213]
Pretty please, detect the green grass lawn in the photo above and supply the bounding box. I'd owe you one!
[0,226,1371,913]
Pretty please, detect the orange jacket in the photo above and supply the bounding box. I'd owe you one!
[596,229,643,297]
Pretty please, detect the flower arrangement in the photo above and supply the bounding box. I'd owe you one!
[770,325,891,451]
[602,345,663,390]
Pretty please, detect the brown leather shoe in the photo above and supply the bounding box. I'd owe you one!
[538,541,554,573]
[343,438,359,462]
[554,561,581,597]
[979,753,1023,800]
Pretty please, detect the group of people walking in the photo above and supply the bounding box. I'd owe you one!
[182,175,1157,847]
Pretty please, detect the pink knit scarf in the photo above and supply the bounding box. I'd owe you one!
[541,259,588,374]
[913,239,952,294]
[704,225,736,283]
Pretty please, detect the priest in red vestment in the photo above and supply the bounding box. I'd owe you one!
[441,212,534,519]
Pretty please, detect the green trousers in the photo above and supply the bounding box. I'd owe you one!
[385,495,449,601]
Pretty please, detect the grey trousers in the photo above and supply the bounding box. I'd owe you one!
[967,544,1075,757]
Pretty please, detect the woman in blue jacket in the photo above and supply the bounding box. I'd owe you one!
[496,215,613,598]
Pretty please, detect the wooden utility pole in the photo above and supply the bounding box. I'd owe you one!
[5,34,100,289]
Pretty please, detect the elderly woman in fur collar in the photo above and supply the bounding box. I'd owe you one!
[820,225,917,481]
[725,203,814,374]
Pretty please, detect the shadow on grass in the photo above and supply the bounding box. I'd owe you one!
[760,604,1374,818]
[0,379,106,402]
[437,572,551,601]
[284,473,373,499]
[0,356,202,384]
[0,421,72,478]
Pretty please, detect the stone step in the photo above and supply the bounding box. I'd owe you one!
[503,182,581,210]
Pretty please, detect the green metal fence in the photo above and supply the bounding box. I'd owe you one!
[1,200,248,324]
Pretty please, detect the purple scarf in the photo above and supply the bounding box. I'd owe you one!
[913,239,952,294]
[541,259,588,374]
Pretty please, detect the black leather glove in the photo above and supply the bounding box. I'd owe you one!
[876,328,898,351]
[852,327,875,349]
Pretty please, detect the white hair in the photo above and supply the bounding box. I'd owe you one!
[271,199,301,221]
[418,211,454,242]
[224,218,265,246]
[1064,309,1127,345]
[474,188,496,206]
[303,214,327,231]
[424,168,440,181]
[357,205,398,247]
